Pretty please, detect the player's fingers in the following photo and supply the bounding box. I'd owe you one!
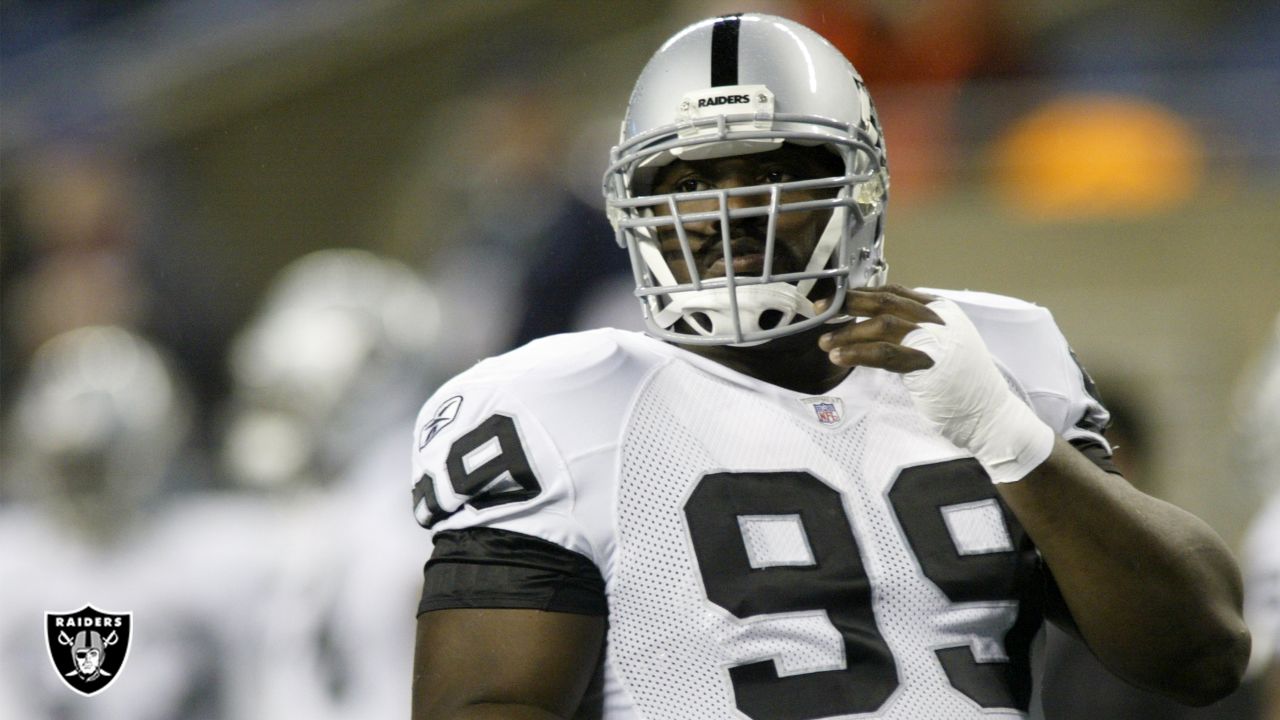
[869,283,939,306]
[845,285,942,323]
[826,340,935,372]
[817,313,918,352]
[815,284,942,325]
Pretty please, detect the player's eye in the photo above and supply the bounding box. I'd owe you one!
[762,168,794,184]
[674,177,709,193]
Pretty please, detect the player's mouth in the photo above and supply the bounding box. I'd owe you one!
[701,238,794,279]
[705,253,765,278]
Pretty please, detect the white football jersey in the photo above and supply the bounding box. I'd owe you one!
[1244,491,1280,676]
[410,289,1110,720]
[0,495,277,720]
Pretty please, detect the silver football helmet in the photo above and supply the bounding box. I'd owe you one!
[604,13,889,346]
[222,249,443,489]
[6,325,193,534]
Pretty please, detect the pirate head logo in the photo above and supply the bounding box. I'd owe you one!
[46,606,132,696]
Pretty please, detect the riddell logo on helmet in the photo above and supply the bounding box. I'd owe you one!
[697,94,750,108]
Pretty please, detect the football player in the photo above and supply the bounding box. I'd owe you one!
[407,13,1249,720]
[1242,314,1280,719]
[0,326,269,720]
[222,249,446,719]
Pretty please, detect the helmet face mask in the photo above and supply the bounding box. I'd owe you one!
[604,14,889,346]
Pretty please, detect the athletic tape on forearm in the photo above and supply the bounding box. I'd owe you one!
[900,299,1055,484]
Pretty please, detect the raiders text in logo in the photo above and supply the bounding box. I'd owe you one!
[46,606,133,696]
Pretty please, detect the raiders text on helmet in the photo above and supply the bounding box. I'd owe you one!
[698,94,751,108]
[603,13,889,346]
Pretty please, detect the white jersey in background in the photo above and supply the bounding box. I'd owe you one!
[0,494,277,720]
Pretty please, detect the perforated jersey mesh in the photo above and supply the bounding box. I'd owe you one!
[610,361,1033,719]
[942,500,1014,556]
[738,514,815,568]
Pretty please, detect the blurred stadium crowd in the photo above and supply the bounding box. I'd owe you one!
[1,1,1278,719]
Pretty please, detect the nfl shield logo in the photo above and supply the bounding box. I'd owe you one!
[800,396,845,427]
[46,605,132,696]
[814,402,840,424]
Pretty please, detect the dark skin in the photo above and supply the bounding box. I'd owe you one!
[1268,664,1280,720]
[651,144,882,394]
[412,146,1249,718]
[413,609,604,719]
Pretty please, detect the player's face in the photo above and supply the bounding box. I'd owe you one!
[76,648,101,674]
[649,145,842,286]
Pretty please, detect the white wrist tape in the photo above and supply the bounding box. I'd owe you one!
[900,299,1055,484]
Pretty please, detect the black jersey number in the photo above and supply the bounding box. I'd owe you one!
[412,414,541,529]
[682,459,1038,720]
[888,459,1041,711]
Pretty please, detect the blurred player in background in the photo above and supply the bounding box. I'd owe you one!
[1242,314,1280,720]
[221,248,446,719]
[0,326,271,720]
[407,13,1248,720]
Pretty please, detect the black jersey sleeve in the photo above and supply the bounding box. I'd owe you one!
[418,527,608,616]
[1071,437,1119,475]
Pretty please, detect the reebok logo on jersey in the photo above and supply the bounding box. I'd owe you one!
[419,395,464,450]
[697,94,750,108]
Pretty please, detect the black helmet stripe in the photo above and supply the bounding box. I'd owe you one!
[710,14,741,86]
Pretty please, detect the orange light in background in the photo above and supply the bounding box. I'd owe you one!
[990,94,1204,219]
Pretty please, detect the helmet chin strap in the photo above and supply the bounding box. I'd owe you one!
[655,283,816,346]
[794,206,845,298]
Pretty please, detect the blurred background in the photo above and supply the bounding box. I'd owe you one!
[1,1,1277,718]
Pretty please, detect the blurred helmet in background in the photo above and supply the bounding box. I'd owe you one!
[221,249,442,490]
[5,325,193,537]
[1237,313,1280,498]
[604,12,889,346]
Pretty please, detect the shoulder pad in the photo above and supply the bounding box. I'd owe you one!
[918,287,1110,443]
[407,329,666,562]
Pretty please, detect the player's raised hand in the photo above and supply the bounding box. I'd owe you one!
[816,284,943,372]
[823,286,1055,485]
